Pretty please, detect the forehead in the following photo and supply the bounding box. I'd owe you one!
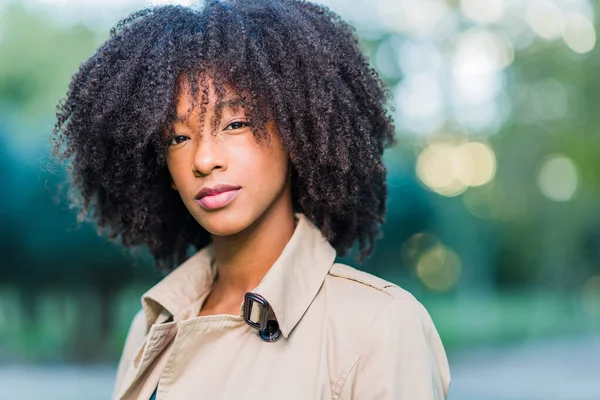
[175,74,244,123]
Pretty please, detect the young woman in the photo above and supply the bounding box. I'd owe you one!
[51,0,450,398]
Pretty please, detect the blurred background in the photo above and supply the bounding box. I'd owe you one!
[1,0,599,398]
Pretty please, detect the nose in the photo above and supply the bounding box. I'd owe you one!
[192,134,227,177]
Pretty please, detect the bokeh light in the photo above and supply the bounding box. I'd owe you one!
[460,0,505,24]
[377,0,450,37]
[562,12,596,54]
[416,142,468,197]
[395,73,445,134]
[416,141,496,197]
[401,232,439,268]
[416,243,462,292]
[453,29,515,75]
[451,29,512,133]
[397,40,445,77]
[537,154,579,202]
[526,0,564,40]
[453,142,497,187]
[452,70,502,106]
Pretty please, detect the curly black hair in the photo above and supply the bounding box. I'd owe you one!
[51,0,396,272]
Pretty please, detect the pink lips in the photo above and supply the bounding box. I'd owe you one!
[195,184,241,210]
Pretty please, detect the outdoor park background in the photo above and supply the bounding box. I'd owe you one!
[1,0,599,399]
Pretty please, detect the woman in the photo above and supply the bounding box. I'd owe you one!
[51,0,450,399]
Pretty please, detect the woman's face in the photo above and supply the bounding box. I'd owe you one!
[165,77,292,237]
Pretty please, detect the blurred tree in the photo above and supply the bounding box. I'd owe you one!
[0,3,162,360]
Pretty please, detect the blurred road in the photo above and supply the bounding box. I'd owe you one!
[1,335,599,400]
[448,334,600,400]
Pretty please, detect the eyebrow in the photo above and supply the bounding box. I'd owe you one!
[175,97,245,123]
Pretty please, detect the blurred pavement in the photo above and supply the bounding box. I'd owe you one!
[448,334,600,400]
[1,334,599,400]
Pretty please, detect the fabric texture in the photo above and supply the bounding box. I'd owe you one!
[112,213,451,400]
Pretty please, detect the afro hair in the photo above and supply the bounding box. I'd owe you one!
[51,0,396,271]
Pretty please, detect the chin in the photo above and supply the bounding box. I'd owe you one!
[195,209,255,237]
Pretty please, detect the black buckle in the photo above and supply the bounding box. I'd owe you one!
[243,292,282,342]
[243,292,269,331]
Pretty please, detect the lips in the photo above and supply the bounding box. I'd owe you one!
[195,184,241,210]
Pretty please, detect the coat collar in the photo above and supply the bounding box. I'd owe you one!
[140,213,337,338]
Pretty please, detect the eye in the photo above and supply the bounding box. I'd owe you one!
[223,121,250,131]
[167,135,189,146]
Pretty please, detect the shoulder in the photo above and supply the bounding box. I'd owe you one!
[321,262,435,345]
[325,262,420,305]
[323,263,451,398]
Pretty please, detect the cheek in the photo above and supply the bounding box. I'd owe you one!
[166,159,176,180]
[255,144,287,179]
[166,156,187,188]
[237,148,286,200]
[262,152,288,197]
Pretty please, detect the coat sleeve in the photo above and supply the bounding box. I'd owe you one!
[112,308,148,400]
[351,297,451,400]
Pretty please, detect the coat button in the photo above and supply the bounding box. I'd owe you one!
[259,320,282,342]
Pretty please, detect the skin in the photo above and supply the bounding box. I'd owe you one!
[166,76,296,317]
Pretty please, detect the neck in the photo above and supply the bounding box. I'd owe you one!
[211,204,296,296]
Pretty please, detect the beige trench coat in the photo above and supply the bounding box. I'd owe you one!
[112,214,451,400]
